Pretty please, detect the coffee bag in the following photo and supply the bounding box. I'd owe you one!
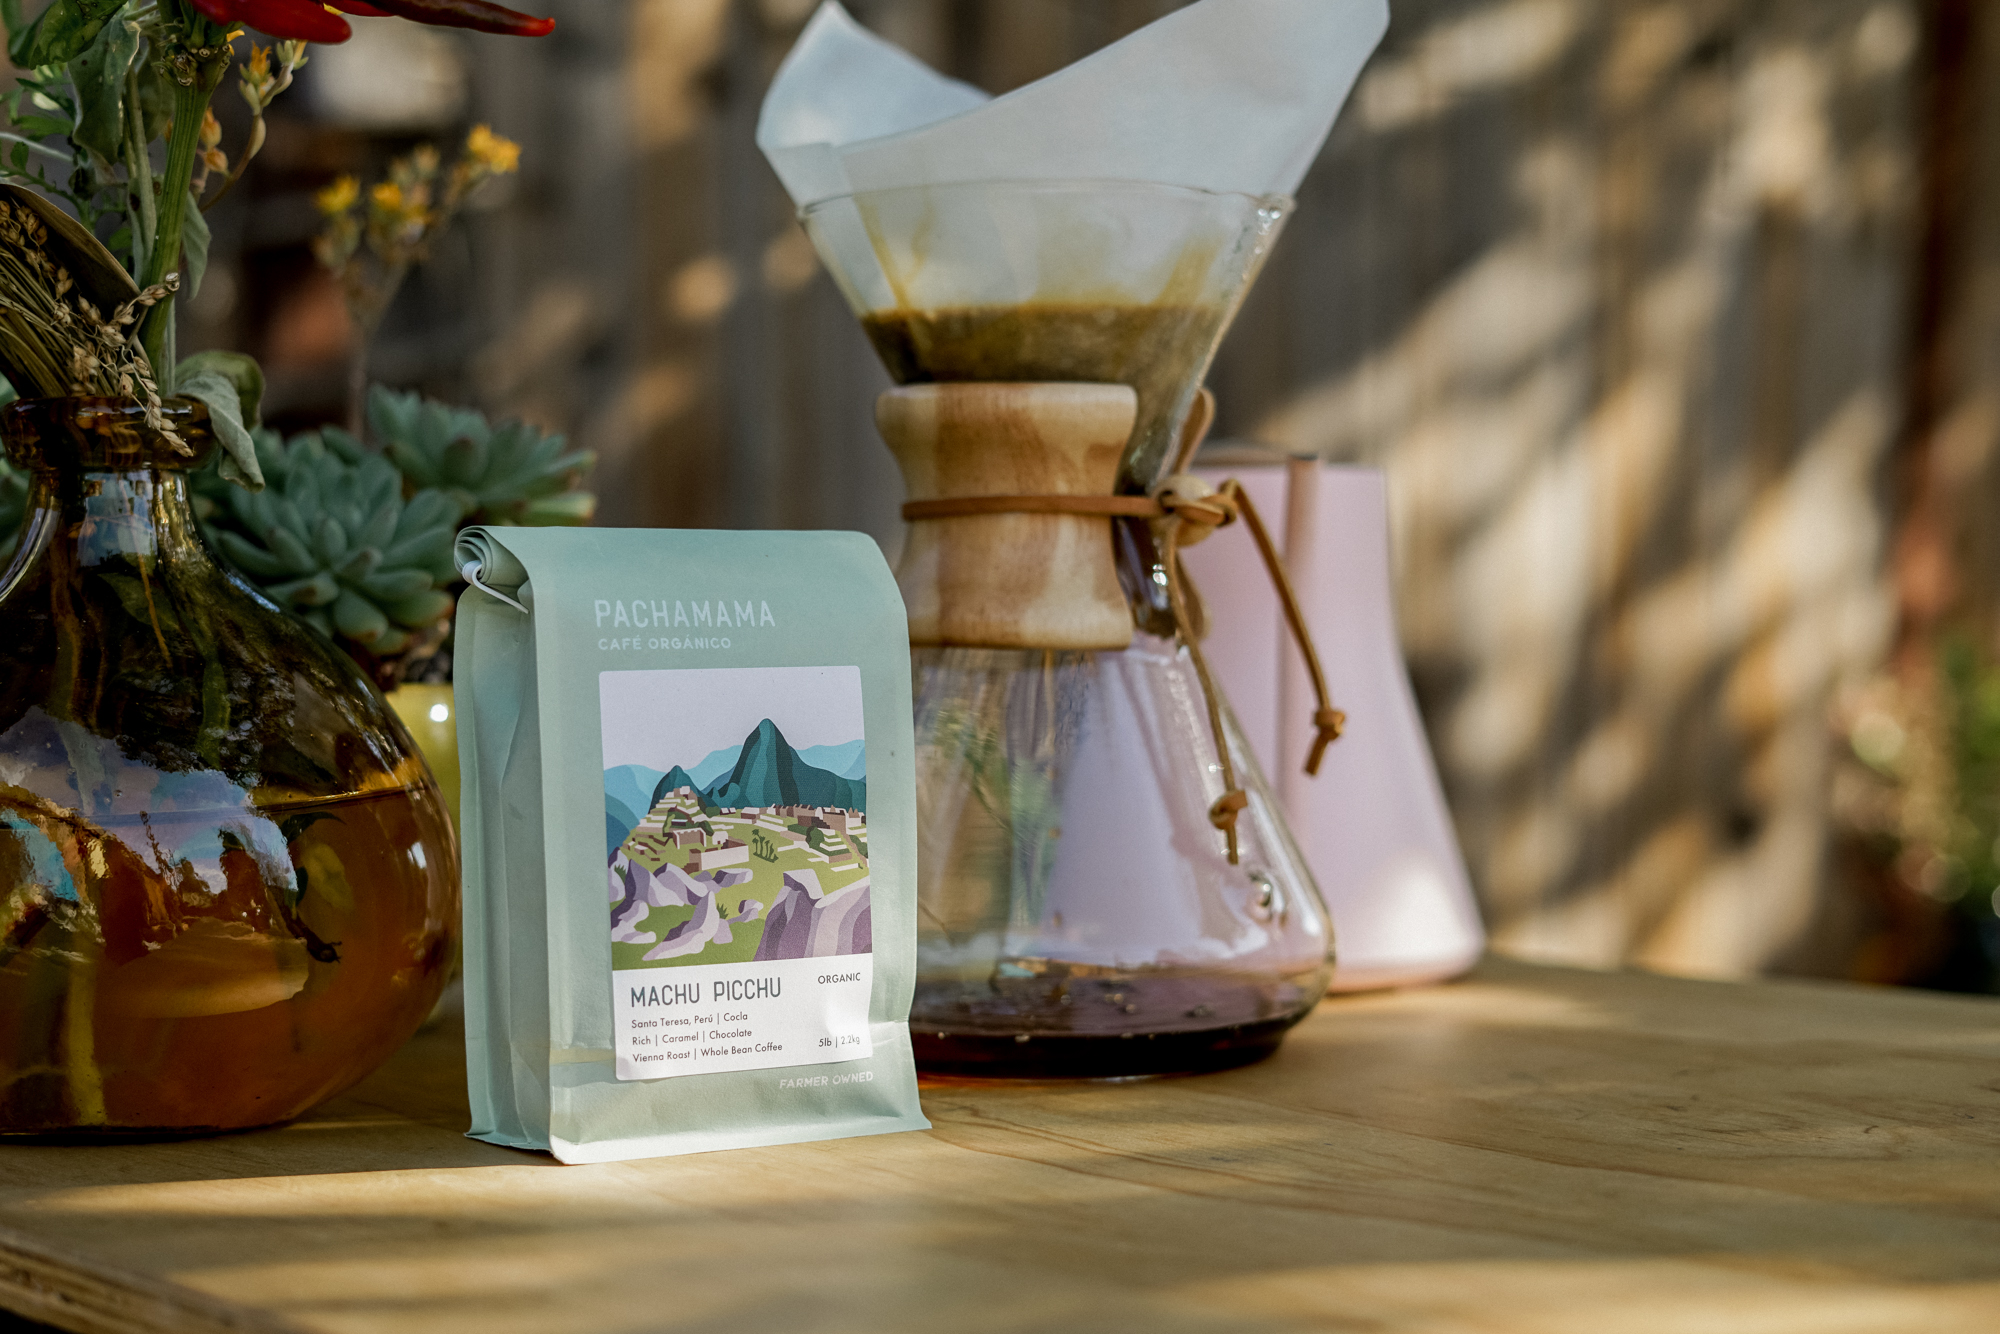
[452,526,927,1162]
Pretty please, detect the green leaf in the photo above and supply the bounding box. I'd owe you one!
[7,144,24,172]
[520,490,598,526]
[179,187,210,301]
[356,498,398,550]
[265,525,317,575]
[211,529,289,579]
[132,56,169,141]
[270,571,340,607]
[380,529,454,582]
[357,568,430,602]
[317,426,367,466]
[313,515,348,567]
[383,589,452,628]
[177,369,263,491]
[398,488,461,535]
[331,589,388,643]
[66,16,137,166]
[10,0,123,71]
[13,115,70,138]
[438,434,488,488]
[270,493,306,538]
[367,384,422,450]
[482,421,537,478]
[175,350,263,432]
[334,545,380,583]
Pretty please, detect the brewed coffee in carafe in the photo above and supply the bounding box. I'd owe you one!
[803,180,1335,1076]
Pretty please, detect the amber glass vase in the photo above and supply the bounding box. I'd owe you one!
[0,398,458,1136]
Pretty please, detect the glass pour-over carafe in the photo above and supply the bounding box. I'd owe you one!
[803,180,1333,1076]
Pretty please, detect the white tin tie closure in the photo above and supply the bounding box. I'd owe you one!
[461,560,528,615]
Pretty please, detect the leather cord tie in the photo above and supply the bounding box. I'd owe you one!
[901,473,1346,866]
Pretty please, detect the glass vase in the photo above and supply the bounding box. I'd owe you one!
[0,398,458,1135]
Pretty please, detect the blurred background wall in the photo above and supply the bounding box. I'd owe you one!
[190,0,2000,986]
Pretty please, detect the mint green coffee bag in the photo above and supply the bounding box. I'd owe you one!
[452,526,928,1163]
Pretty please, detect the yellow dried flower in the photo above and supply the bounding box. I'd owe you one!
[465,125,521,175]
[315,175,360,215]
[370,181,405,213]
[200,109,223,150]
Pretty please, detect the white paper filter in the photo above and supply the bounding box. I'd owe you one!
[757,0,1391,209]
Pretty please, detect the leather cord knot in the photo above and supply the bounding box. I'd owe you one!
[1209,789,1249,834]
[1151,473,1239,546]
[1306,707,1347,776]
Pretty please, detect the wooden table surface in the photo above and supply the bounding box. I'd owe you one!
[3,957,2000,1334]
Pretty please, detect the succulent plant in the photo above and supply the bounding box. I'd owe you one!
[369,385,595,527]
[201,427,460,656]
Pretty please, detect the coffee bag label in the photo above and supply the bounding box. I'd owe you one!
[600,665,876,1081]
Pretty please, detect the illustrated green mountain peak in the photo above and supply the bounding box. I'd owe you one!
[649,765,703,809]
[704,719,865,813]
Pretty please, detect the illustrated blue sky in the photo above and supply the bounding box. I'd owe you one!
[598,665,865,770]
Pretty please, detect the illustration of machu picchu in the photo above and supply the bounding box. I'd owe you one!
[603,708,870,969]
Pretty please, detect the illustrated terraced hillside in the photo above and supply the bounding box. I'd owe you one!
[605,719,870,970]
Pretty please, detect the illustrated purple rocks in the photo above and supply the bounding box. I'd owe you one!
[753,869,872,961]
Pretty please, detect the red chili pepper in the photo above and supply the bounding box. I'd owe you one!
[193,0,354,44]
[363,0,554,37]
[325,1,396,14]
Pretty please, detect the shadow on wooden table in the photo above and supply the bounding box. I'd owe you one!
[0,986,557,1199]
[3,959,2000,1334]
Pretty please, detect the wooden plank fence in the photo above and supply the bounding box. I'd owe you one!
[193,0,2000,981]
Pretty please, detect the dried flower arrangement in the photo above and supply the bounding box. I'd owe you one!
[315,127,520,429]
[0,0,555,488]
[0,0,570,682]
[0,194,181,430]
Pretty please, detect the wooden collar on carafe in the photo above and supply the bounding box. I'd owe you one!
[877,381,1346,865]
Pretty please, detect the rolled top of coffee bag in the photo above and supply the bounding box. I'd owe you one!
[457,529,532,613]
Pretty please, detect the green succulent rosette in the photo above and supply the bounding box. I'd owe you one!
[369,385,595,528]
[199,426,458,655]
